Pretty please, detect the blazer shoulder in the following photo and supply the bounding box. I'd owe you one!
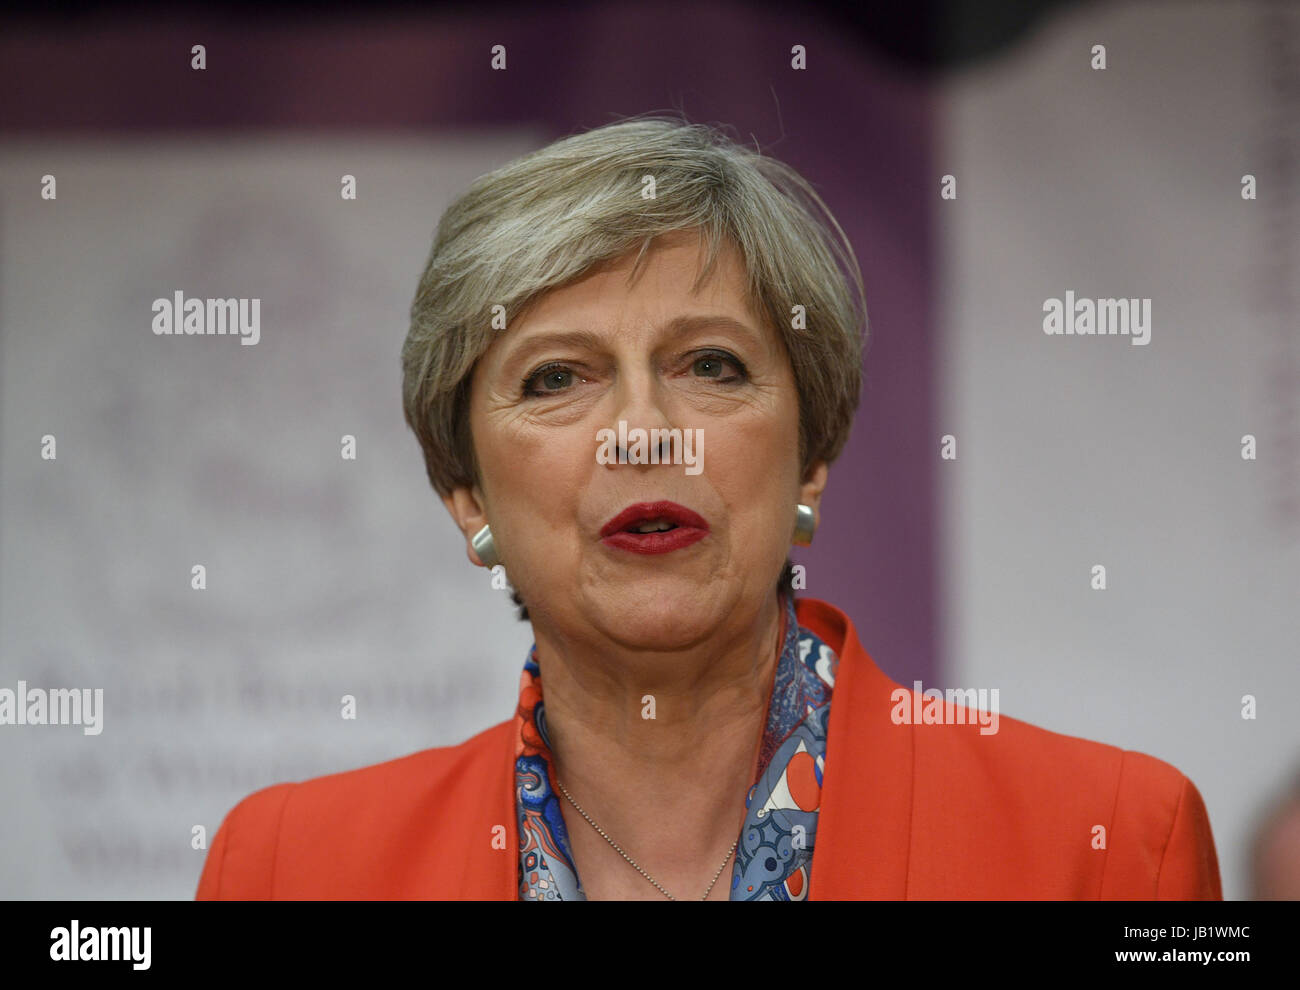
[195,781,295,900]
[195,719,515,900]
[1104,748,1222,899]
[286,718,513,812]
[814,606,1221,899]
[909,705,1221,898]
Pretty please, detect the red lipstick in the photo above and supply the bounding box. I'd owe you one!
[600,500,709,554]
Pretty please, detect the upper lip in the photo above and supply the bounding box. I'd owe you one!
[600,500,709,538]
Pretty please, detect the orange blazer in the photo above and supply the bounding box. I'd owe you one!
[196,597,1222,899]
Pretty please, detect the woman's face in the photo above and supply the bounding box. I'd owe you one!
[446,229,827,651]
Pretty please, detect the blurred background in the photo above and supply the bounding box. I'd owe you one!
[0,0,1295,900]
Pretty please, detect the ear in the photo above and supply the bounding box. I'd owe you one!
[798,460,829,527]
[441,485,491,568]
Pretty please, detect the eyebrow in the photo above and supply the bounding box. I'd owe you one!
[503,314,763,367]
[663,313,762,343]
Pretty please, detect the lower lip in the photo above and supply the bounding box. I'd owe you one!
[601,527,708,555]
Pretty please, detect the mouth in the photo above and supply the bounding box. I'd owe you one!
[599,500,709,555]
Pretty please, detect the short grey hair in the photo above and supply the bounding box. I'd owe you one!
[402,113,868,499]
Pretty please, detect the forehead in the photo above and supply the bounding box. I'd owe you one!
[513,229,759,332]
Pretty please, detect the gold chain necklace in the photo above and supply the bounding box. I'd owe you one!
[556,779,738,901]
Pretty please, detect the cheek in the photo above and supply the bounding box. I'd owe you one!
[476,416,594,528]
[706,408,801,511]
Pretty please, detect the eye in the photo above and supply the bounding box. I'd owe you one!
[522,362,580,397]
[690,350,747,383]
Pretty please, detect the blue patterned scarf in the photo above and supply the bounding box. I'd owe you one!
[514,592,838,900]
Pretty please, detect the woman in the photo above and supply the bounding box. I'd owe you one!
[196,116,1221,900]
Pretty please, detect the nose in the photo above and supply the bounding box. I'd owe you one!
[604,365,677,467]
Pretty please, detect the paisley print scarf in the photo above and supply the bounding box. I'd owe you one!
[515,591,838,901]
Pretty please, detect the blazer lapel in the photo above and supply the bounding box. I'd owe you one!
[473,597,913,901]
[449,719,520,899]
[799,597,914,899]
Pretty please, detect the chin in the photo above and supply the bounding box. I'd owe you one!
[593,580,732,650]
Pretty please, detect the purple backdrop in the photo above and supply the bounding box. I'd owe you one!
[0,4,937,686]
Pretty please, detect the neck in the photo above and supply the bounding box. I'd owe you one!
[532,591,786,892]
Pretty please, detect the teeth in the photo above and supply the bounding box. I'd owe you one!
[634,519,675,533]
